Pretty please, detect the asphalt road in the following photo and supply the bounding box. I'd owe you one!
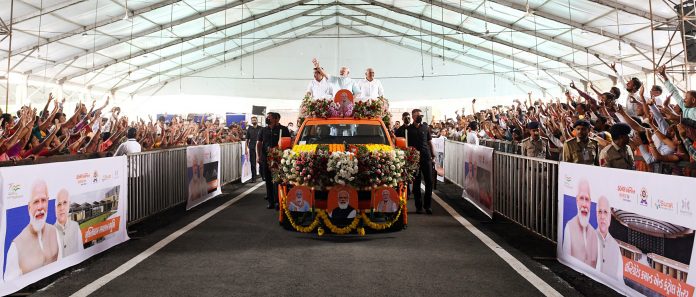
[23,181,619,297]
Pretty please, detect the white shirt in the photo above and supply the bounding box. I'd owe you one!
[354,78,384,101]
[114,139,142,156]
[467,131,479,145]
[327,75,355,93]
[306,78,333,100]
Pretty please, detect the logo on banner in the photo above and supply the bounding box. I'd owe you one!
[563,174,573,189]
[92,171,99,183]
[76,172,90,185]
[680,200,692,216]
[639,187,649,207]
[7,183,22,199]
[655,199,675,211]
[617,185,635,203]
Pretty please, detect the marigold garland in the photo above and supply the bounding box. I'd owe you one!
[317,210,361,235]
[280,189,320,233]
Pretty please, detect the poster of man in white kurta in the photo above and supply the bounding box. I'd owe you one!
[186,144,222,210]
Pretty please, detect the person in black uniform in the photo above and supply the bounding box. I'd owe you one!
[394,112,410,138]
[245,117,262,182]
[257,112,291,209]
[407,109,435,214]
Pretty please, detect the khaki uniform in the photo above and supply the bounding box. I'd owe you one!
[521,137,550,159]
[599,143,635,170]
[562,138,599,165]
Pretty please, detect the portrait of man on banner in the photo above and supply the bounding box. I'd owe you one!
[287,187,313,212]
[328,186,358,219]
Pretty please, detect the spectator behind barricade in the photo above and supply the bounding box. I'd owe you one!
[115,128,142,156]
[658,65,696,121]
[599,123,634,170]
[466,121,479,145]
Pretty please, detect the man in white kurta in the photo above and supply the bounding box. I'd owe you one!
[354,68,384,102]
[55,189,84,258]
[312,58,356,94]
[306,68,333,100]
[562,179,599,268]
[596,196,623,281]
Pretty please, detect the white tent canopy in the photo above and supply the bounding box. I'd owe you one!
[0,0,691,110]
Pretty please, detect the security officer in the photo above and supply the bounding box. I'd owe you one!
[245,116,262,182]
[599,123,635,170]
[521,121,550,159]
[257,112,290,209]
[562,120,599,165]
[407,108,435,214]
[394,112,410,138]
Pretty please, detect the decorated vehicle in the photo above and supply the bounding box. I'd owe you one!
[267,91,419,235]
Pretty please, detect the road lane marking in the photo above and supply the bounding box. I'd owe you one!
[432,191,563,297]
[71,182,264,297]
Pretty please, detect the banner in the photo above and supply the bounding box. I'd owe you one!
[461,143,494,217]
[0,157,129,296]
[241,141,252,183]
[186,144,222,210]
[432,136,446,182]
[558,162,696,297]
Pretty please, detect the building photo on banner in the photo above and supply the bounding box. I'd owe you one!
[186,144,222,210]
[558,162,696,297]
[0,157,129,296]
[460,143,494,217]
[432,136,446,183]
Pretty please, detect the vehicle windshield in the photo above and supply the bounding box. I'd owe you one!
[298,123,388,145]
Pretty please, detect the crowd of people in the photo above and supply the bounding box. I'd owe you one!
[0,95,256,162]
[411,64,696,176]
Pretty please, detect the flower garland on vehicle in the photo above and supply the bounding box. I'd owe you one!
[299,97,331,120]
[272,144,419,190]
[326,151,358,185]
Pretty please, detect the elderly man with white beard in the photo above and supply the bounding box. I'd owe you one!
[330,190,356,219]
[5,180,62,279]
[376,189,398,213]
[596,196,623,281]
[288,190,310,212]
[55,189,84,257]
[562,179,599,268]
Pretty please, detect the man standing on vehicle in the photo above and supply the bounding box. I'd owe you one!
[257,112,291,209]
[407,109,435,214]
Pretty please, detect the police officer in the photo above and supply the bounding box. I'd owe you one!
[562,120,599,165]
[394,112,410,138]
[245,117,262,182]
[407,109,435,214]
[599,123,635,170]
[257,112,290,209]
[521,121,550,159]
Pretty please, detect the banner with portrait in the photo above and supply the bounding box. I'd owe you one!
[460,143,494,217]
[432,136,446,182]
[558,162,696,297]
[186,144,222,210]
[0,156,129,296]
[240,141,252,183]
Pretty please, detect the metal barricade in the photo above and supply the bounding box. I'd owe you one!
[493,152,559,242]
[127,147,187,225]
[444,140,467,189]
[220,142,242,185]
[126,142,242,225]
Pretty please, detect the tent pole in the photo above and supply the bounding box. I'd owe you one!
[649,0,657,82]
[5,0,14,112]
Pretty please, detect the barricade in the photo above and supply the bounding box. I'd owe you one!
[444,139,559,242]
[127,142,242,225]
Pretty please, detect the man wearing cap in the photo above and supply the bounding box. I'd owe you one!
[599,123,635,170]
[562,120,599,165]
[521,121,550,159]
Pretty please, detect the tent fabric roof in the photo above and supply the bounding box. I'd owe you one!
[0,0,687,95]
